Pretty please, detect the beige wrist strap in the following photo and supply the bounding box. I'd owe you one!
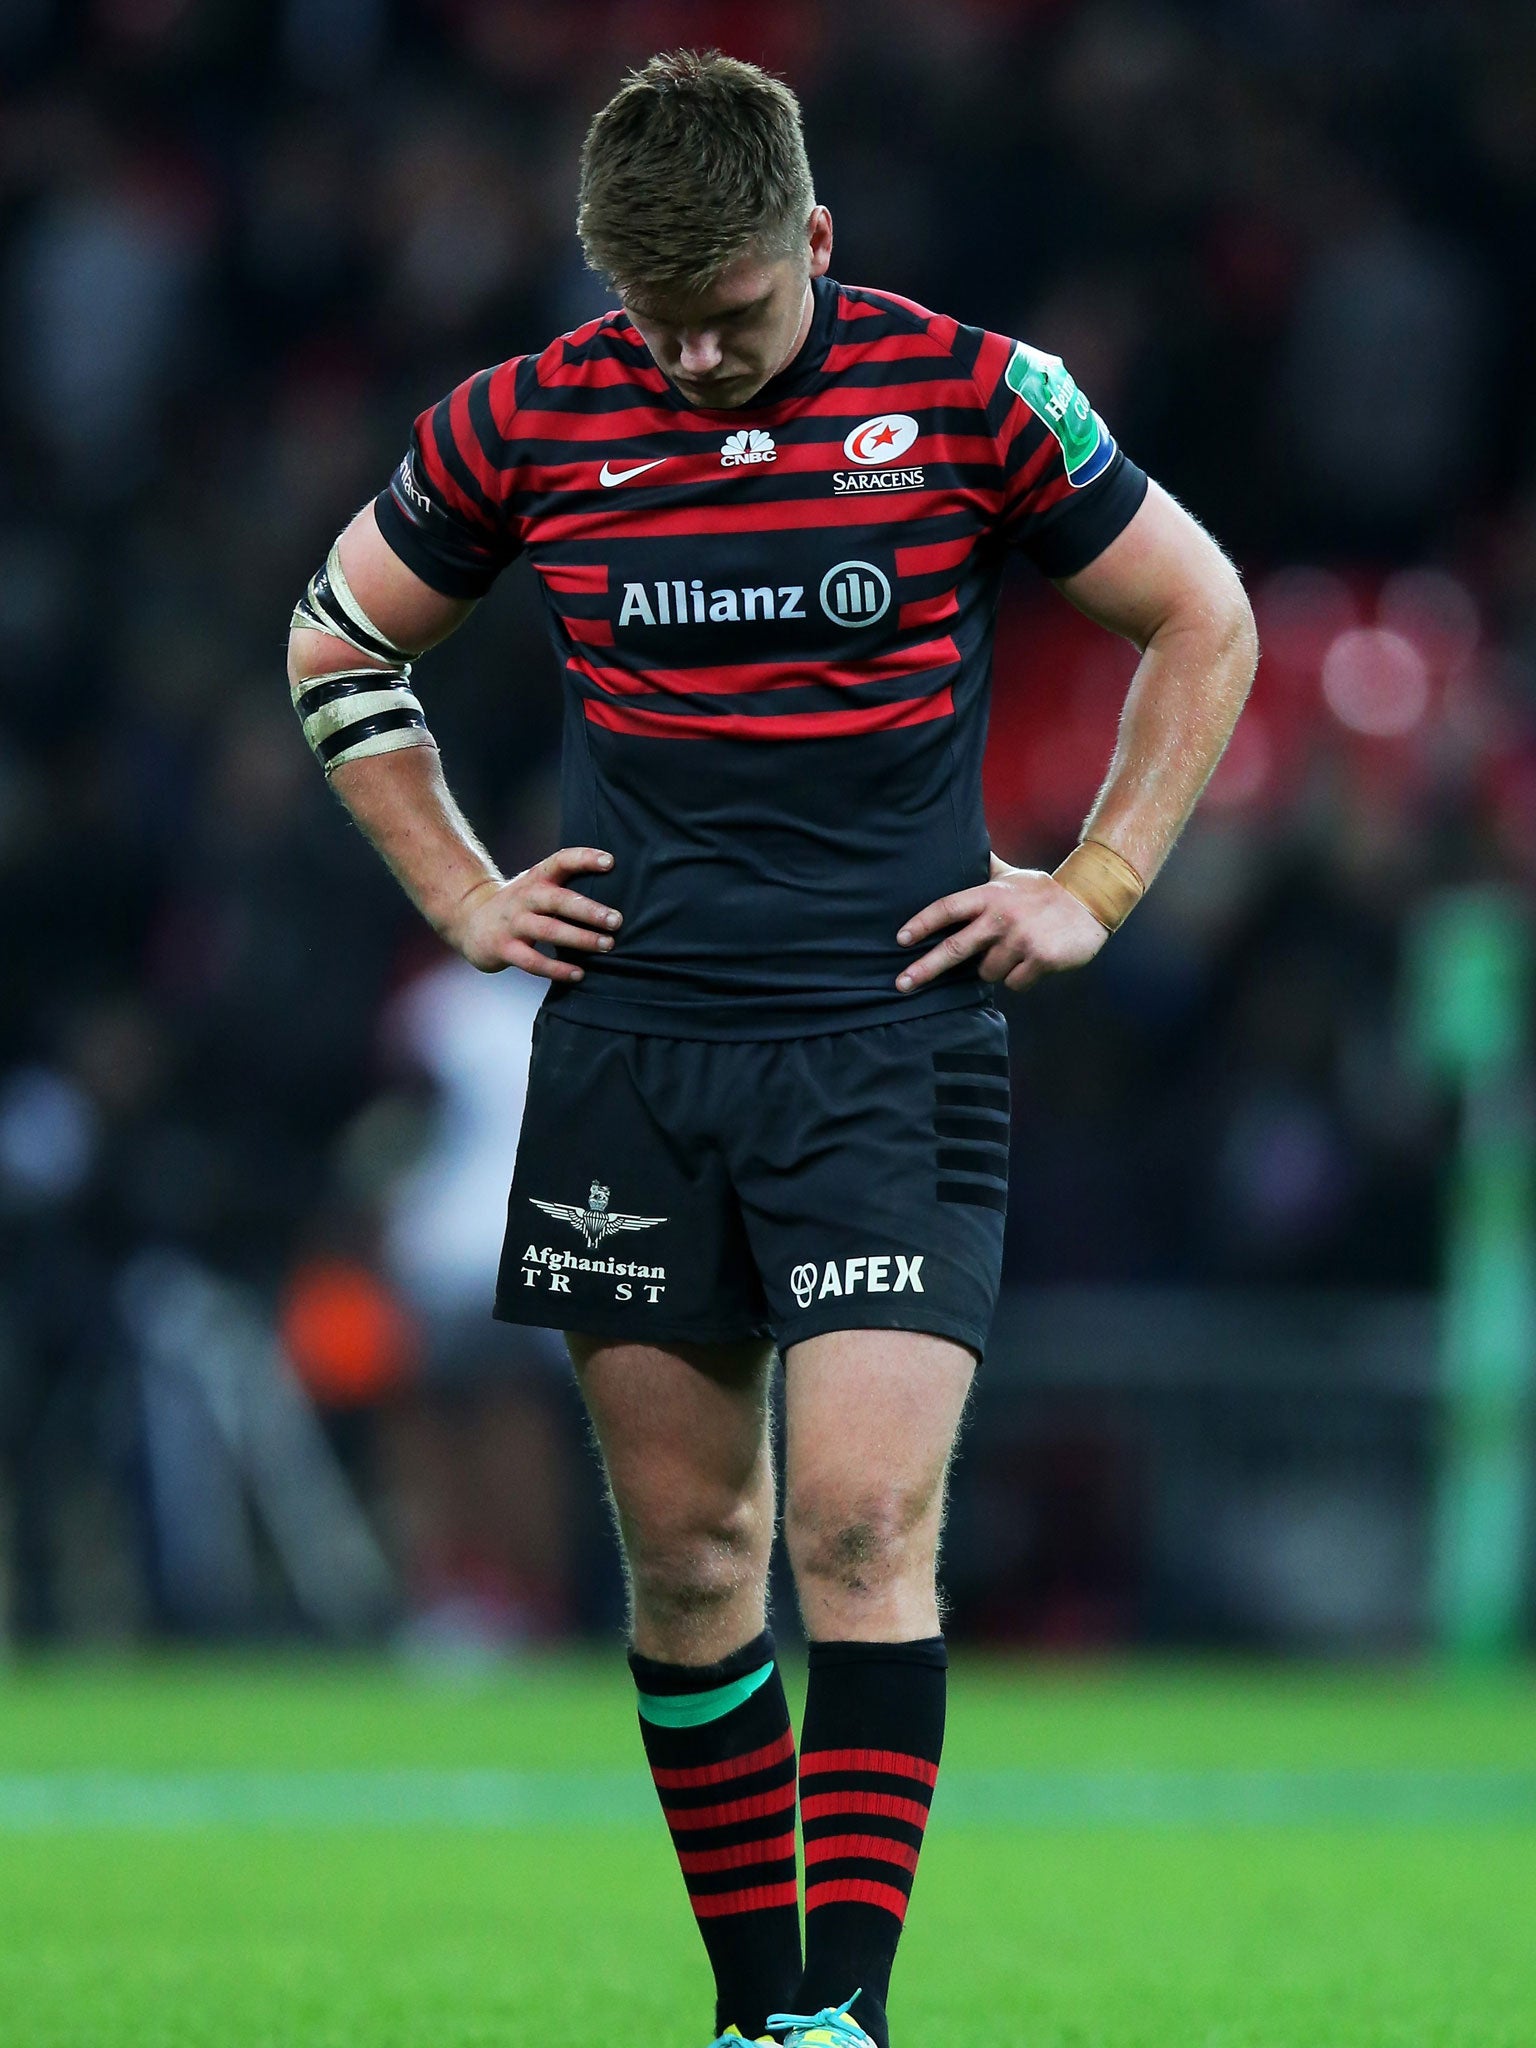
[1052,840,1146,932]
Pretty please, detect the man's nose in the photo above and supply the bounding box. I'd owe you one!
[677,329,723,375]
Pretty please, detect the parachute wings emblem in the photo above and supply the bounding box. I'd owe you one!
[530,1181,666,1249]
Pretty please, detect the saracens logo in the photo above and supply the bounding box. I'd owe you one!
[721,428,776,467]
[530,1181,666,1248]
[843,413,920,465]
[834,413,924,495]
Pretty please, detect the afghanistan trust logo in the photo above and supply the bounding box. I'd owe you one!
[720,428,777,467]
[530,1181,666,1248]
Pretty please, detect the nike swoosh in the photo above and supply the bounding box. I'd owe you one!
[599,459,667,488]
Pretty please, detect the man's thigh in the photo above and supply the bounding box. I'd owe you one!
[782,1328,974,1524]
[569,1334,775,1536]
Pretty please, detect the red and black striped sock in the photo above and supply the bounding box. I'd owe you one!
[797,1637,948,2048]
[630,1630,802,2040]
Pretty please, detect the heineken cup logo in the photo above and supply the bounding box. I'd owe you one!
[1004,340,1115,488]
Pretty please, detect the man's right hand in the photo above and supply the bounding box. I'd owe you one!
[448,847,622,982]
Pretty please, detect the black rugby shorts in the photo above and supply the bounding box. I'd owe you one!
[494,1004,1009,1357]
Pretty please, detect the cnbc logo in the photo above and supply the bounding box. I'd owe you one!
[820,560,891,628]
[720,428,776,467]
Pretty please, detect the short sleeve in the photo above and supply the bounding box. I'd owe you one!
[373,362,524,600]
[986,337,1148,579]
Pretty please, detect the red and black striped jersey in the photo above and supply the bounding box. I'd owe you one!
[374,275,1147,1038]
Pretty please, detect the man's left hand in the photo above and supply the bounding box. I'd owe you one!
[896,856,1109,993]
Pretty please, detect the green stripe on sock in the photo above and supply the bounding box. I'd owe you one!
[636,1659,775,1729]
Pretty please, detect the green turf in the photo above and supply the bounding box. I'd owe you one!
[1,1656,1533,2045]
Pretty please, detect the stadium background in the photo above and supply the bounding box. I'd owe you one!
[1,7,1534,2043]
[6,0,1534,1657]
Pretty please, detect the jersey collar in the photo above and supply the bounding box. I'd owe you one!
[643,274,838,420]
[744,272,838,408]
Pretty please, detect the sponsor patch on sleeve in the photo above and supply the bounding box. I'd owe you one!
[1004,341,1116,488]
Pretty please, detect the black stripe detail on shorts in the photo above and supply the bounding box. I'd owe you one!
[938,1180,1008,1211]
[933,1052,1009,1078]
[936,1111,1010,1143]
[937,1146,1007,1178]
[936,1083,1009,1113]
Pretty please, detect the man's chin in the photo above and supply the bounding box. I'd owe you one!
[673,374,764,409]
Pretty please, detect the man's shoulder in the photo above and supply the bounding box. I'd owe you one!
[834,279,944,331]
[829,280,988,385]
[501,309,662,416]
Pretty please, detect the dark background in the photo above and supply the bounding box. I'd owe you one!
[3,0,1534,1656]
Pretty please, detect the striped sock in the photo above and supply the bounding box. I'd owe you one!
[797,1637,948,2048]
[630,1630,802,2039]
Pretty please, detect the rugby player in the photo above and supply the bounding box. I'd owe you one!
[287,51,1257,2048]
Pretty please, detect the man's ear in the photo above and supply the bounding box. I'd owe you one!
[808,205,834,278]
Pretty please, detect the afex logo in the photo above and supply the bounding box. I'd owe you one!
[790,1254,925,1309]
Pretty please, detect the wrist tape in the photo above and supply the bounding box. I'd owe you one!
[1052,839,1145,931]
[291,540,435,775]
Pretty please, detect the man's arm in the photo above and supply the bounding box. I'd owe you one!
[288,504,620,982]
[895,480,1258,992]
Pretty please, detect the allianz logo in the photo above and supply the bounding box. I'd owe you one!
[618,561,891,629]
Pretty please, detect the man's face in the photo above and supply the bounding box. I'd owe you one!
[622,209,832,410]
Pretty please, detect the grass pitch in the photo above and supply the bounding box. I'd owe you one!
[0,1656,1532,2046]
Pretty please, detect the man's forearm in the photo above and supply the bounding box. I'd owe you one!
[330,743,503,945]
[1080,601,1257,885]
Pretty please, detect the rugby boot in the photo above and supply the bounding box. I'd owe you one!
[766,1993,877,2048]
[706,2030,777,2046]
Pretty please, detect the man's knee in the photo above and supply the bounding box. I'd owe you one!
[784,1482,939,1603]
[625,1496,771,1627]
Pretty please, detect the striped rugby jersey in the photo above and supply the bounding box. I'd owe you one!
[374,274,1147,1038]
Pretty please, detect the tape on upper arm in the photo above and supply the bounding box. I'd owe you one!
[290,538,416,662]
[290,539,434,775]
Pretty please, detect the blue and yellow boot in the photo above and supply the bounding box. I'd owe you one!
[707,2030,777,2046]
[766,1992,877,2047]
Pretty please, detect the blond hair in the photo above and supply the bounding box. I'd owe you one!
[577,50,815,303]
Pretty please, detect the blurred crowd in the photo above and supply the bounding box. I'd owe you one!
[3,0,1535,1646]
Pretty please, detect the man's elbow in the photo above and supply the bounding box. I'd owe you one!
[285,627,311,693]
[1217,571,1259,683]
[287,623,388,693]
[1180,562,1258,686]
